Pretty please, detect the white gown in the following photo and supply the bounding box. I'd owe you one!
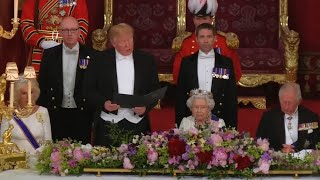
[179,115,226,132]
[0,106,52,154]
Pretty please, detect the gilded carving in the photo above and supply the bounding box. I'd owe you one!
[92,28,108,51]
[237,96,266,109]
[217,31,239,49]
[0,21,19,40]
[0,74,27,172]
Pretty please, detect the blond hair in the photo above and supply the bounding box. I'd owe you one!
[108,23,134,41]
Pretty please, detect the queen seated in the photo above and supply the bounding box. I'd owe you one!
[0,75,52,154]
[179,89,225,131]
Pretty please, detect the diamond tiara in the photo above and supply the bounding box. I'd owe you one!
[189,89,213,98]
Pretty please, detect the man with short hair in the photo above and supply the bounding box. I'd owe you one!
[84,23,160,147]
[38,16,93,143]
[256,82,320,152]
[20,0,89,73]
[175,23,238,128]
[173,0,242,83]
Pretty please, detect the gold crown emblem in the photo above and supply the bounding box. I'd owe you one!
[189,89,213,98]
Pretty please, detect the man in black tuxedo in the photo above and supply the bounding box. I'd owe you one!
[38,16,93,144]
[256,82,320,152]
[175,23,238,128]
[84,23,160,147]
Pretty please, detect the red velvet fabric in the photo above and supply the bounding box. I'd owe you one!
[238,46,284,73]
[0,1,27,73]
[113,0,177,49]
[186,0,279,49]
[289,0,320,52]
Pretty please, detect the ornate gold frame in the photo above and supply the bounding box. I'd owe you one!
[102,0,299,87]
[83,168,313,178]
[172,0,299,87]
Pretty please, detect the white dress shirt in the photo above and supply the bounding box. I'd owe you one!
[100,50,143,124]
[61,43,79,108]
[284,110,298,145]
[197,49,215,91]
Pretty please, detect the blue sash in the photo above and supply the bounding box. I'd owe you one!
[13,113,40,149]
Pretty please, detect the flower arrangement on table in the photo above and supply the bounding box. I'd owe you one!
[35,127,320,178]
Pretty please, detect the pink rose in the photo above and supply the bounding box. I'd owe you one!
[123,157,134,169]
[73,148,84,161]
[173,128,181,135]
[257,138,270,151]
[253,159,270,174]
[147,149,158,163]
[118,144,129,154]
[51,151,61,162]
[210,134,223,146]
[188,128,199,135]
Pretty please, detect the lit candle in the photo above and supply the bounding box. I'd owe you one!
[10,82,14,108]
[28,80,32,105]
[14,0,18,23]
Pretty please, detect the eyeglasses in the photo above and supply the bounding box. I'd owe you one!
[60,28,79,34]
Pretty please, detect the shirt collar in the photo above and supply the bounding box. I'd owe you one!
[285,107,298,118]
[198,49,215,59]
[63,42,79,54]
[115,50,133,61]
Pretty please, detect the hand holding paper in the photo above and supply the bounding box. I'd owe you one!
[281,144,295,153]
[104,100,120,112]
[132,106,146,116]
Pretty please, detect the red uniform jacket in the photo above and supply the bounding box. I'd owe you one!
[20,0,89,73]
[173,33,242,83]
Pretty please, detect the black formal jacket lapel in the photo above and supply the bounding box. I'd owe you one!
[109,49,119,94]
[277,111,286,146]
[189,54,199,88]
[296,107,309,149]
[211,53,224,96]
[56,45,64,97]
[133,51,142,95]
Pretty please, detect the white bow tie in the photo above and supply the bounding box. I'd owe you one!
[199,53,214,59]
[118,55,132,61]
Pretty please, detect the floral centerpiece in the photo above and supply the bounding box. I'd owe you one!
[36,126,276,178]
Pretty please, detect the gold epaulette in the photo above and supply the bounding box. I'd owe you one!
[172,31,192,53]
[217,30,239,49]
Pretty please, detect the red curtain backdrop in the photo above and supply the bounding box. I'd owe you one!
[288,0,320,52]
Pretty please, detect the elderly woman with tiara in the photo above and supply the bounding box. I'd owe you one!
[0,75,52,154]
[179,89,225,131]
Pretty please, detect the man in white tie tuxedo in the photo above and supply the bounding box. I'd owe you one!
[175,23,237,128]
[84,23,160,147]
[38,16,93,144]
[256,82,320,152]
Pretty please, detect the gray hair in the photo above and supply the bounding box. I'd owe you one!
[278,82,302,101]
[13,75,40,107]
[186,94,215,111]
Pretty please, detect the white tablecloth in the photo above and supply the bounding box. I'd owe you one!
[0,169,319,180]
